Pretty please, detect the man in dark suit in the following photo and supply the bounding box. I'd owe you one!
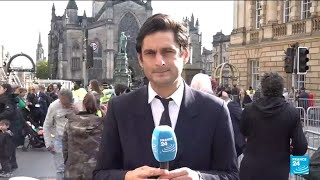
[27,84,49,127]
[93,14,238,180]
[218,91,246,157]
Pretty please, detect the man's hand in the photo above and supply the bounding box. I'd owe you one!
[47,145,55,154]
[159,167,200,180]
[125,166,169,180]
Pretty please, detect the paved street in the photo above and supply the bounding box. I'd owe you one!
[0,148,56,180]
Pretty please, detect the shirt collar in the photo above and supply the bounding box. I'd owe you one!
[148,81,184,108]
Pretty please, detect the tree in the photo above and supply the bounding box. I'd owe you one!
[36,60,49,79]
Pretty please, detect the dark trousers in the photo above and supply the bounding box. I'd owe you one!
[0,157,11,173]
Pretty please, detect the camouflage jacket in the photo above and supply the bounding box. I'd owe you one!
[63,111,104,180]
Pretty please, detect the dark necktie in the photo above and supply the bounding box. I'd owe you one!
[155,95,173,127]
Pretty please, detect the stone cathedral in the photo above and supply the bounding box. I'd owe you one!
[48,0,202,85]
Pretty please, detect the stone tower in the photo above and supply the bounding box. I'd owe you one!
[36,32,44,63]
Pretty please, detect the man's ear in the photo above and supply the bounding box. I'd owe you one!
[182,48,190,64]
[138,53,143,68]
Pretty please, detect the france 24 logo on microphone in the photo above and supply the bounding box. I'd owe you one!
[290,155,309,175]
[151,125,177,162]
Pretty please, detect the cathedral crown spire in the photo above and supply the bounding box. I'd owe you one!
[66,0,78,10]
[83,10,87,18]
[38,32,42,46]
[52,3,55,11]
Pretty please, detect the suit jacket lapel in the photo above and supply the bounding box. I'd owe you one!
[131,86,158,167]
[172,83,199,167]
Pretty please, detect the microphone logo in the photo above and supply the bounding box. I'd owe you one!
[151,125,177,162]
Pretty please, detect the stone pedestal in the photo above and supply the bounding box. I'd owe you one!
[113,53,131,87]
[182,64,203,85]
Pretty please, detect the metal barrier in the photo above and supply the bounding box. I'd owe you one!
[293,130,320,180]
[288,98,320,109]
[304,107,320,132]
[296,107,306,127]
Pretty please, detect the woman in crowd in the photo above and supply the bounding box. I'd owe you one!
[63,93,105,180]
[0,84,19,170]
[14,87,29,147]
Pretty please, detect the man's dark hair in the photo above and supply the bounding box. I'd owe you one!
[261,72,284,97]
[114,84,128,96]
[136,13,189,54]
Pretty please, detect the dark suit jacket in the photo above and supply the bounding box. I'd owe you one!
[227,101,246,157]
[93,84,239,180]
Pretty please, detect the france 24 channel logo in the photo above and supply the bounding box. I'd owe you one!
[290,155,309,175]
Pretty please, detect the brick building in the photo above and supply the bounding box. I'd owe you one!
[229,0,320,96]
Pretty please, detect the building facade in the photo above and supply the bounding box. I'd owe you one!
[229,0,320,96]
[48,0,204,86]
[212,31,230,69]
[201,47,213,75]
[48,0,152,84]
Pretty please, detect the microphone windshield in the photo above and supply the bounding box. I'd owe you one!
[151,125,177,162]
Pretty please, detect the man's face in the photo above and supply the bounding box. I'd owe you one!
[138,31,189,88]
[53,84,58,92]
[59,95,73,109]
[0,86,6,96]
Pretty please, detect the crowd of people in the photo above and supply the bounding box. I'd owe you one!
[0,13,311,180]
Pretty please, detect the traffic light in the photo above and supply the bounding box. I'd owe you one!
[284,47,294,73]
[86,45,94,69]
[297,47,309,74]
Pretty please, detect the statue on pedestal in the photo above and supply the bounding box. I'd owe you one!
[119,32,127,54]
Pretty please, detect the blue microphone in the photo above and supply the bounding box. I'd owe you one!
[151,125,178,170]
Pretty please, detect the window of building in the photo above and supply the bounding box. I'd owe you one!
[283,0,291,23]
[256,0,262,29]
[301,0,312,19]
[71,57,81,70]
[250,60,260,89]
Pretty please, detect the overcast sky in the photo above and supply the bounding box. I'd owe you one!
[0,1,233,68]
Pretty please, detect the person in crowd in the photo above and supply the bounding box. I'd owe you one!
[298,87,310,111]
[0,120,15,178]
[27,84,49,127]
[72,82,88,112]
[217,90,245,158]
[239,72,308,180]
[63,93,105,180]
[190,73,214,95]
[242,89,252,108]
[114,84,129,96]
[50,83,60,101]
[43,89,76,180]
[13,87,28,147]
[231,84,240,104]
[0,84,18,171]
[94,13,238,180]
[88,80,103,99]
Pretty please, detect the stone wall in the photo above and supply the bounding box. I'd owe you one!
[229,36,320,96]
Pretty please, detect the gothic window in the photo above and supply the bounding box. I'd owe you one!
[301,0,311,19]
[118,12,140,61]
[71,57,81,70]
[250,59,260,90]
[283,0,291,23]
[255,0,262,29]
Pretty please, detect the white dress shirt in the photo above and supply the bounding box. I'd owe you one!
[148,82,184,130]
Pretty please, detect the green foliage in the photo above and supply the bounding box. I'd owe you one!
[36,60,49,79]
